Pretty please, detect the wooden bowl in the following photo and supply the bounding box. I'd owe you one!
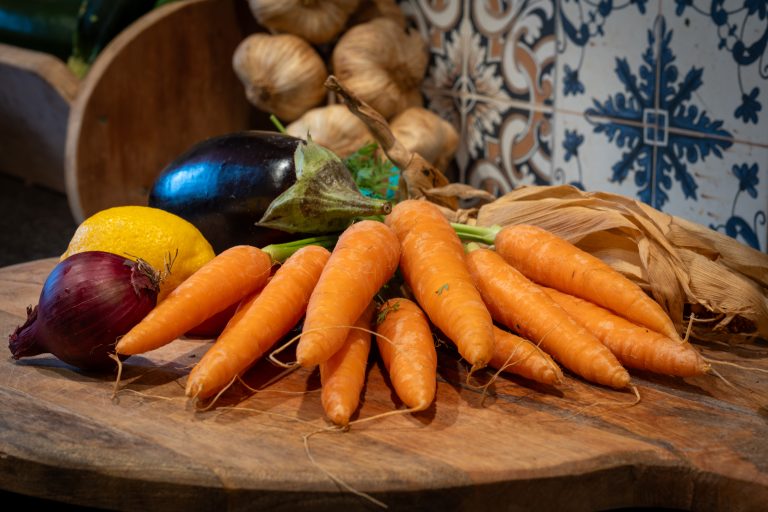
[65,0,256,223]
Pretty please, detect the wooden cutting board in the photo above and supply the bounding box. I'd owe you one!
[1,259,766,511]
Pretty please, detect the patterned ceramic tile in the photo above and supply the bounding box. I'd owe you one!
[707,142,768,251]
[409,0,767,250]
[554,1,662,115]
[550,0,767,250]
[405,0,556,188]
[663,1,767,145]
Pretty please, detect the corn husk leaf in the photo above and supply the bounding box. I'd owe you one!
[448,184,768,345]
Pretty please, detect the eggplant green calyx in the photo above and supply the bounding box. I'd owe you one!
[257,138,392,234]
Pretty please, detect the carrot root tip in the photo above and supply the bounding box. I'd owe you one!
[109,353,124,402]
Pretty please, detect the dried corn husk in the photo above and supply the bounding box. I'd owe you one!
[247,0,360,45]
[390,107,459,172]
[286,104,371,158]
[331,17,428,120]
[452,184,768,345]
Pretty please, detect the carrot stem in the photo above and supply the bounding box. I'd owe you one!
[259,222,496,265]
[450,223,500,245]
[261,235,338,263]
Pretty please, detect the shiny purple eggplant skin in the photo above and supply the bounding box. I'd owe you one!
[148,131,305,253]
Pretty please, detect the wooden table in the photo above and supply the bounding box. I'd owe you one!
[1,259,766,511]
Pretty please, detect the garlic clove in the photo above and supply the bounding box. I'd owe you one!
[286,104,372,158]
[331,17,428,120]
[247,0,360,45]
[233,32,328,122]
[390,107,459,173]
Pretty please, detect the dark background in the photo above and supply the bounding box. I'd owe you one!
[1,173,78,268]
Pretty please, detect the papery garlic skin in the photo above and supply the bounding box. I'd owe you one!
[391,107,459,172]
[247,0,360,45]
[233,33,327,122]
[287,104,371,158]
[331,17,428,120]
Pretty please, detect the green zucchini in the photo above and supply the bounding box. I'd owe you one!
[68,0,156,78]
[0,0,81,60]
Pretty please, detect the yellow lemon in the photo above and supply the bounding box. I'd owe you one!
[62,205,215,300]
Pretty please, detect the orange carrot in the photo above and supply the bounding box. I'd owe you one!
[494,224,681,342]
[490,326,564,386]
[375,298,437,411]
[465,245,630,389]
[384,200,494,372]
[542,286,710,377]
[185,245,331,399]
[296,220,400,367]
[320,302,375,426]
[115,245,272,356]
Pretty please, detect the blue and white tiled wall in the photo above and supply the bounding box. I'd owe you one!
[402,0,768,252]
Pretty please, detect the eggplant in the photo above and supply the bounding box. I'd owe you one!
[149,130,392,253]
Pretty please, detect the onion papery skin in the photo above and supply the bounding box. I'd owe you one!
[8,251,159,371]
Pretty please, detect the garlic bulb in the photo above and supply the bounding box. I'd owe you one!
[247,0,360,45]
[232,33,327,122]
[286,104,371,158]
[390,107,459,172]
[331,17,428,120]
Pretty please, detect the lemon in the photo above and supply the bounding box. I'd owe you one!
[62,205,215,301]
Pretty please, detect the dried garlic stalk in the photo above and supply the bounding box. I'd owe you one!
[286,104,371,158]
[232,33,327,122]
[247,0,359,45]
[472,184,768,345]
[331,17,428,120]
[325,75,457,210]
[390,107,459,172]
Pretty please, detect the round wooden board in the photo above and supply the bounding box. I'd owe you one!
[1,259,767,511]
[64,0,254,223]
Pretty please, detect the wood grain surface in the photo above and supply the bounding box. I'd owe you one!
[64,0,254,223]
[1,258,767,512]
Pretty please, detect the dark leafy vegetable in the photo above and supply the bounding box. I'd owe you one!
[0,0,81,60]
[68,0,156,78]
[8,251,159,371]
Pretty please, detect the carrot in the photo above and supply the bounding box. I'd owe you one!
[465,245,630,389]
[490,326,564,386]
[493,224,682,342]
[375,298,437,411]
[319,302,375,426]
[296,220,400,367]
[542,286,710,377]
[115,245,272,356]
[185,245,331,399]
[384,200,494,372]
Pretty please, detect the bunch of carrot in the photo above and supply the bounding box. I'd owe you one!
[113,199,710,427]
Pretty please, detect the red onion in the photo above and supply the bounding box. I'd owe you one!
[8,251,160,371]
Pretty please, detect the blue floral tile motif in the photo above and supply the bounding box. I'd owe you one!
[558,0,652,99]
[711,161,765,250]
[673,0,768,125]
[586,17,734,208]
